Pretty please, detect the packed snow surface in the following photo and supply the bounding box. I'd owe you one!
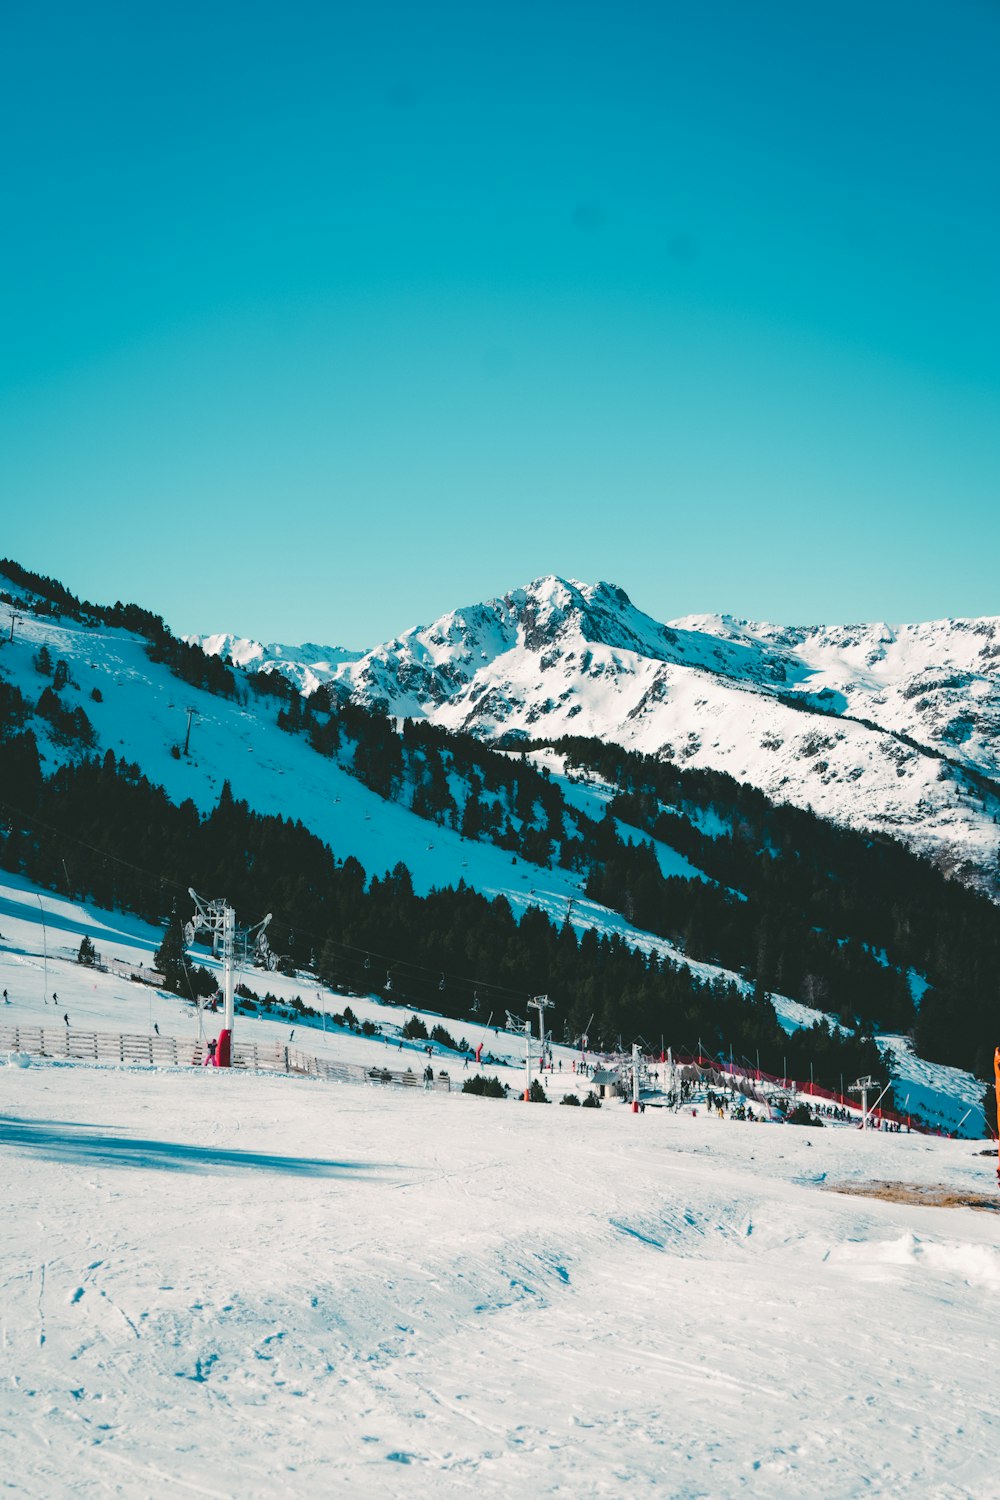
[4,1052,999,1498]
[3,871,999,1496]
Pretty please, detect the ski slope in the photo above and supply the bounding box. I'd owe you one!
[0,865,986,1133]
[3,869,997,1495]
[0,587,990,1136]
[3,1030,999,1497]
[0,604,712,934]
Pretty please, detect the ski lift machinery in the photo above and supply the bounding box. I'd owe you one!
[186,889,276,1067]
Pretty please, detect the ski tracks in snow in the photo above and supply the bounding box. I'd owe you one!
[3,1065,999,1496]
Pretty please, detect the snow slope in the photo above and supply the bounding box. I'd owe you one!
[2,579,992,1133]
[195,633,363,696]
[196,577,1000,893]
[0,866,986,1137]
[0,598,768,1026]
[3,1042,998,1498]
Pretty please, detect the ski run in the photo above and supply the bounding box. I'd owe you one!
[2,871,999,1498]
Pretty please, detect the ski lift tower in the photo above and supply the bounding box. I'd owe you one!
[848,1075,880,1131]
[506,1010,533,1100]
[528,994,554,1067]
[187,889,275,1067]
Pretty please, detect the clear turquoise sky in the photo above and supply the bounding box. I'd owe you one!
[2,1,998,646]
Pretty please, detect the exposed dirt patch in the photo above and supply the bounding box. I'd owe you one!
[826,1180,1000,1212]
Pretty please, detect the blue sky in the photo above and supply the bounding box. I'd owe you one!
[2,0,998,646]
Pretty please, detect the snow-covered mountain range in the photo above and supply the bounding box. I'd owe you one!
[195,634,364,695]
[194,577,1000,893]
[4,558,998,1112]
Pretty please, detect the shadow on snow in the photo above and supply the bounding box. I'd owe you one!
[0,1115,396,1178]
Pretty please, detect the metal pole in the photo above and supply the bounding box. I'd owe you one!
[524,1019,532,1099]
[35,894,48,1005]
[222,904,236,1036]
[868,1079,894,1125]
[631,1042,640,1113]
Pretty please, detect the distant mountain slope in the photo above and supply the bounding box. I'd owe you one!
[4,559,1000,1089]
[196,577,1000,894]
[195,634,363,696]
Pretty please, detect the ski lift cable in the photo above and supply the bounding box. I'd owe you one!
[0,794,551,1006]
[31,775,527,1003]
[0,790,652,1031]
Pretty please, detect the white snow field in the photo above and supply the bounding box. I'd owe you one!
[4,1049,999,1499]
[0,576,993,1140]
[3,880,1000,1498]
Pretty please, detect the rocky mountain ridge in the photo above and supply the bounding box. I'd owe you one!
[193,577,1000,894]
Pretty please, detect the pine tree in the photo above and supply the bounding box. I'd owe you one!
[154,912,189,993]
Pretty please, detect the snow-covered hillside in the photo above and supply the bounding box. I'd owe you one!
[0,592,719,964]
[4,1026,998,1497]
[2,564,995,1125]
[0,863,984,1135]
[4,754,996,1494]
[196,633,363,695]
[0,579,819,1058]
[196,577,1000,893]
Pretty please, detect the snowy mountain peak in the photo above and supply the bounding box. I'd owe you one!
[187,632,364,696]
[191,577,1000,893]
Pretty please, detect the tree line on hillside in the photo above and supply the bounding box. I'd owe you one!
[1,558,236,699]
[2,556,998,1082]
[0,710,886,1094]
[267,688,1000,1079]
[542,737,1000,1081]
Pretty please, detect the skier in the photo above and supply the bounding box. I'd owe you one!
[153,1023,160,1036]
[423,1064,433,1091]
[63,1012,69,1026]
[203,1038,217,1066]
[2,989,8,1004]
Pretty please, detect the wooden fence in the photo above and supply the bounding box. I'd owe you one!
[0,1024,451,1092]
